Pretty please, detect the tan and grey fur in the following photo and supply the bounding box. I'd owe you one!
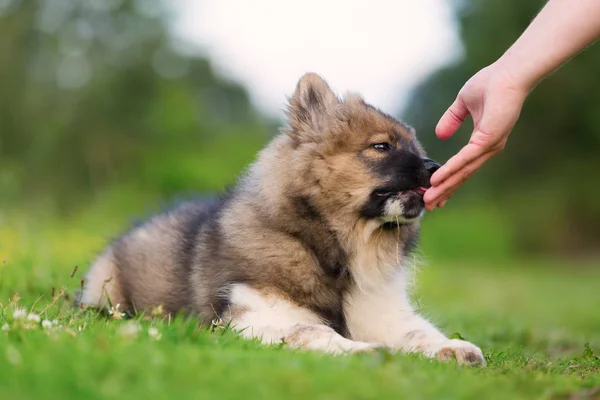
[81,73,484,365]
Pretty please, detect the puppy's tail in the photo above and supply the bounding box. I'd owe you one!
[79,249,125,311]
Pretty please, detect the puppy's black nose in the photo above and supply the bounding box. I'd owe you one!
[422,158,441,176]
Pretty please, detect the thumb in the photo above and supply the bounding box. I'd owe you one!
[435,98,469,140]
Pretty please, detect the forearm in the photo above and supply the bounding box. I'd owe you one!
[497,0,600,91]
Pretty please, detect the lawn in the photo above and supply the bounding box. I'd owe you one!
[0,217,599,400]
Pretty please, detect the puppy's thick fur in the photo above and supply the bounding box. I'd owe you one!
[81,73,484,364]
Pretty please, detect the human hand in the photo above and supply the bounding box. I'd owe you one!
[424,63,529,210]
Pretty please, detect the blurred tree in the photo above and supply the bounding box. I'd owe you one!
[404,0,600,255]
[0,0,271,211]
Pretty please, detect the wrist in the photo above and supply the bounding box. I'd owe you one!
[489,55,537,95]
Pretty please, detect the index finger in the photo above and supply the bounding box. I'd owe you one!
[429,142,487,187]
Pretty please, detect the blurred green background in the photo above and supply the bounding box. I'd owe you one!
[0,0,598,264]
[1,4,598,398]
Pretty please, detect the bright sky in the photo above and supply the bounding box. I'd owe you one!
[174,0,462,118]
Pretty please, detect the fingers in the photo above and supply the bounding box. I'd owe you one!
[425,131,506,210]
[435,98,470,140]
[424,151,493,211]
[435,195,452,209]
[429,142,487,187]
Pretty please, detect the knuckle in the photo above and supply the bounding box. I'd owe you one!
[494,141,507,154]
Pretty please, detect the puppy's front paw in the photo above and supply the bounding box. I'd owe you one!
[435,339,485,366]
[342,341,388,354]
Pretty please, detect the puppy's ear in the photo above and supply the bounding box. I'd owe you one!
[284,73,340,142]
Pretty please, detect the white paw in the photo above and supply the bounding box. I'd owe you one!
[338,341,386,355]
[435,339,486,366]
[282,325,386,355]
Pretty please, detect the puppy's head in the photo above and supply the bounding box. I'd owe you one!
[283,73,439,229]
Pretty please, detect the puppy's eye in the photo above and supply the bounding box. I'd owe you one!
[372,143,392,152]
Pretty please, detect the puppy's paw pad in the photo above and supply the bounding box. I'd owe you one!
[436,339,485,366]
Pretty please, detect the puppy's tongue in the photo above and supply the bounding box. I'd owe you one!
[413,187,428,196]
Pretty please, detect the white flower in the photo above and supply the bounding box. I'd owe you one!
[1,323,9,332]
[27,313,41,323]
[12,308,27,319]
[118,322,140,338]
[108,304,126,320]
[148,327,162,340]
[42,320,52,329]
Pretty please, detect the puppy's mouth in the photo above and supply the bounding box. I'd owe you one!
[362,157,439,228]
[373,187,428,227]
[374,187,428,198]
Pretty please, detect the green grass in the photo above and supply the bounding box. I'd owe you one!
[0,218,599,400]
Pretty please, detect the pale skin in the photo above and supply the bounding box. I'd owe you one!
[424,0,600,211]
